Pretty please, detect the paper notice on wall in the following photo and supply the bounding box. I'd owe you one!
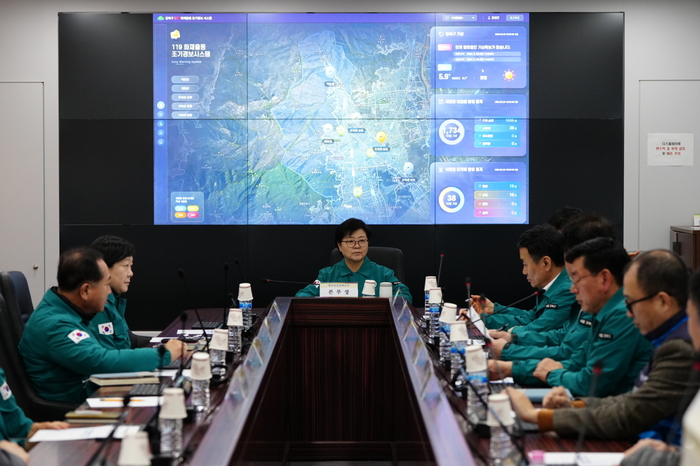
[647,133,693,166]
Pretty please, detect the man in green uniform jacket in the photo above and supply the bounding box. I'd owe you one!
[19,247,186,404]
[508,250,699,443]
[474,224,574,335]
[296,218,412,303]
[89,235,150,350]
[533,238,652,397]
[0,367,69,465]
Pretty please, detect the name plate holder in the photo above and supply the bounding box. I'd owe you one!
[319,282,358,297]
[228,366,248,402]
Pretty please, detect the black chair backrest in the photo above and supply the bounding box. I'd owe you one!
[329,246,405,282]
[0,271,34,341]
[0,294,77,421]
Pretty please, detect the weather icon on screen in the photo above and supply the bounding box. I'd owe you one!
[170,29,181,40]
[503,69,515,82]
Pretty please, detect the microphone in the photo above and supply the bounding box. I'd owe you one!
[437,251,445,287]
[177,269,211,351]
[465,276,472,307]
[84,395,131,466]
[223,263,230,331]
[234,258,244,282]
[494,289,542,314]
[573,360,604,465]
[229,292,237,308]
[261,278,312,285]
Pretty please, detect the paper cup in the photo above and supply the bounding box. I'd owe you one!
[117,431,151,466]
[487,393,514,427]
[210,329,229,351]
[160,387,187,419]
[379,282,392,298]
[190,352,212,380]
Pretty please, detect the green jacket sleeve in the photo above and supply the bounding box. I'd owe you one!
[46,322,172,376]
[0,370,33,444]
[546,310,652,397]
[550,339,697,439]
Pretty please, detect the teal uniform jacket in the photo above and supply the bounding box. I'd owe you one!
[504,304,594,362]
[19,288,173,404]
[546,288,653,397]
[0,368,33,445]
[87,293,131,350]
[296,258,412,303]
[482,271,575,334]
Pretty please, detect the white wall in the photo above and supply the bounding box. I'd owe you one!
[1,0,699,290]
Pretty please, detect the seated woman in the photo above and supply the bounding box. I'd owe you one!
[89,235,150,349]
[296,218,411,303]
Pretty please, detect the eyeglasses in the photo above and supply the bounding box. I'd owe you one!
[625,293,658,314]
[571,273,596,287]
[341,239,368,248]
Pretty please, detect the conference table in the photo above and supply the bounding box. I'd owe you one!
[27,298,629,465]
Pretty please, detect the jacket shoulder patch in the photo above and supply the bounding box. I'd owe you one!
[67,329,91,344]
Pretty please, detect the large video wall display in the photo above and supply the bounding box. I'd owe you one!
[153,13,529,225]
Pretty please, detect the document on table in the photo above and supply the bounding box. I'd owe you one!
[544,452,625,465]
[29,424,141,442]
[87,397,162,408]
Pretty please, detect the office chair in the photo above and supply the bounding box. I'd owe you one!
[0,294,77,421]
[0,271,35,341]
[329,246,405,283]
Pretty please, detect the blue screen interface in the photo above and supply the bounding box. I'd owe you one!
[153,13,528,224]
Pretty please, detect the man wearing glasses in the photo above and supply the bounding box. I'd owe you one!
[507,248,698,441]
[295,218,412,302]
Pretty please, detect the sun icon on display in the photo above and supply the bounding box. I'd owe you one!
[503,69,515,81]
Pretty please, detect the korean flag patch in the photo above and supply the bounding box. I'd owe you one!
[0,381,11,401]
[68,329,90,344]
[98,323,114,335]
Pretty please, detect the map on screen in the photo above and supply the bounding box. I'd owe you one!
[153,13,529,225]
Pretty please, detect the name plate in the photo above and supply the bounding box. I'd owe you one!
[319,282,358,297]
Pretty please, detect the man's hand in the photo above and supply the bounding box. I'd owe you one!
[542,386,573,409]
[0,440,29,465]
[471,295,494,314]
[488,330,512,342]
[25,421,70,450]
[533,358,563,383]
[489,338,508,359]
[165,338,187,361]
[623,438,674,458]
[505,387,538,424]
[488,360,512,380]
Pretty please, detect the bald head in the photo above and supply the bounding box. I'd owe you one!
[626,249,689,307]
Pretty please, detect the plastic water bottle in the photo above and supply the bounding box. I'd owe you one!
[428,287,442,340]
[490,425,514,465]
[240,300,252,330]
[451,347,467,398]
[191,378,210,411]
[423,276,437,330]
[210,348,226,376]
[228,325,242,354]
[159,418,183,456]
[465,345,488,424]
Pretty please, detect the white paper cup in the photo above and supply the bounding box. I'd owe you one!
[424,276,437,290]
[362,280,377,296]
[428,287,442,304]
[238,283,253,301]
[379,282,392,298]
[465,345,487,372]
[487,393,514,427]
[118,431,151,466]
[190,352,212,380]
[439,302,458,323]
[210,329,229,351]
[160,387,187,419]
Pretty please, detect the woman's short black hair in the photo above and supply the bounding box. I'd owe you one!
[335,218,372,245]
[91,235,135,268]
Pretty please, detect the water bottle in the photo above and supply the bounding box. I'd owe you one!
[159,387,186,456]
[210,348,226,376]
[228,325,243,354]
[488,393,516,465]
[191,378,210,411]
[190,352,211,412]
[238,283,253,330]
[428,287,442,341]
[423,276,437,330]
[438,303,457,364]
[465,345,488,424]
[489,425,514,465]
[159,418,183,456]
[451,347,467,398]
